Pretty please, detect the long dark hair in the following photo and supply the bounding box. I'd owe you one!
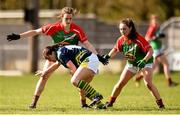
[120,18,137,39]
[45,44,59,55]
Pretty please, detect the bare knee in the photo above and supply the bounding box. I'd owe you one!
[71,78,78,86]
[37,75,50,88]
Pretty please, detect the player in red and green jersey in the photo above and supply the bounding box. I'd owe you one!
[114,33,153,67]
[145,15,162,56]
[135,15,178,87]
[6,7,107,109]
[41,22,87,45]
[103,18,165,109]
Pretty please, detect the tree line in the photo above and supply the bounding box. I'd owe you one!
[0,0,180,23]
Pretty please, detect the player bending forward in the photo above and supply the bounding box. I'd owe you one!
[36,45,108,109]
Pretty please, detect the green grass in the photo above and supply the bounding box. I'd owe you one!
[0,72,180,114]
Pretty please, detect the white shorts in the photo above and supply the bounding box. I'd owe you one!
[125,63,153,74]
[153,49,163,58]
[80,53,99,74]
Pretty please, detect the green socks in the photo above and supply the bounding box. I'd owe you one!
[77,80,97,100]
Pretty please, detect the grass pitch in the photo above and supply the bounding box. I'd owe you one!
[0,72,180,114]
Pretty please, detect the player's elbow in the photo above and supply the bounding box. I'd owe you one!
[150,48,154,55]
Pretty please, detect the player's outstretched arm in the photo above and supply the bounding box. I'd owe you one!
[35,61,60,77]
[7,28,42,41]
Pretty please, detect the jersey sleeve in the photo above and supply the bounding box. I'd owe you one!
[145,24,158,39]
[136,34,152,53]
[113,37,124,52]
[41,23,58,36]
[72,23,88,43]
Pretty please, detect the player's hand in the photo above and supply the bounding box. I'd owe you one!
[103,54,110,60]
[68,70,74,76]
[7,33,20,41]
[157,33,166,38]
[97,54,109,65]
[124,53,136,61]
[154,33,166,39]
[35,70,43,77]
[137,59,146,68]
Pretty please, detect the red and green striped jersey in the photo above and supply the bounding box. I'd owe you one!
[42,22,88,45]
[113,33,153,66]
[145,23,158,39]
[145,23,162,49]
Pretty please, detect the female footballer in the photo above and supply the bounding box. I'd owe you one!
[38,44,107,109]
[103,18,165,109]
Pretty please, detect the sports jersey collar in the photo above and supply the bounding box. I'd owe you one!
[60,22,75,34]
[122,36,133,45]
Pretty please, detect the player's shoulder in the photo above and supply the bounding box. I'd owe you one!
[71,22,79,27]
[52,22,63,28]
[47,22,62,28]
[135,33,149,45]
[71,22,82,30]
[117,36,125,42]
[135,33,145,40]
[41,22,63,34]
[137,33,143,38]
[115,36,125,46]
[42,22,62,29]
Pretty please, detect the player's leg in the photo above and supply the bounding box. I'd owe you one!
[134,71,143,87]
[134,58,156,87]
[153,57,158,70]
[105,65,134,107]
[71,67,103,105]
[142,67,165,109]
[29,60,59,108]
[134,61,157,85]
[157,55,178,87]
[79,89,91,108]
[78,75,93,108]
[71,55,105,108]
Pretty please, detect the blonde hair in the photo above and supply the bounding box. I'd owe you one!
[56,7,78,20]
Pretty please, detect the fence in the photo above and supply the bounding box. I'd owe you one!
[0,10,180,73]
[160,17,180,71]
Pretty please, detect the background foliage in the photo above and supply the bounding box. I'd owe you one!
[0,0,180,23]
